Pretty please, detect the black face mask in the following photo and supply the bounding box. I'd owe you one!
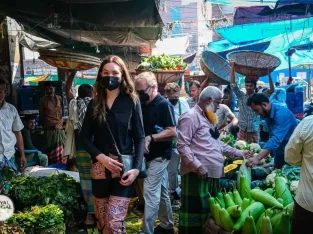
[100,76,120,91]
[169,98,179,106]
[138,90,150,104]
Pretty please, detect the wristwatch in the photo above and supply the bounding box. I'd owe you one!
[150,135,154,143]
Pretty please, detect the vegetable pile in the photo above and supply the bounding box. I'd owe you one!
[6,204,65,234]
[138,54,187,71]
[209,169,295,234]
[8,173,87,226]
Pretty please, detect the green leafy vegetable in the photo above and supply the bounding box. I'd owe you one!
[138,54,187,71]
[9,173,87,226]
[7,204,65,234]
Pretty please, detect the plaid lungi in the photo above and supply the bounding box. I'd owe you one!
[179,173,220,234]
[45,129,66,165]
[76,150,94,213]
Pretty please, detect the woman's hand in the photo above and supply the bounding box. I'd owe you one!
[120,169,140,186]
[96,154,123,173]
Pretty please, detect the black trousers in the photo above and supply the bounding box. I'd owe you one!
[291,201,313,234]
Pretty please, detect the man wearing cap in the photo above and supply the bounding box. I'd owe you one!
[230,61,274,144]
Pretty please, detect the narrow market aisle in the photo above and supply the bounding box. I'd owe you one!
[67,198,180,234]
[125,198,179,234]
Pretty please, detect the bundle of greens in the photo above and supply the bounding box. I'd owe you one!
[0,224,26,234]
[138,54,187,71]
[7,204,65,234]
[9,173,87,226]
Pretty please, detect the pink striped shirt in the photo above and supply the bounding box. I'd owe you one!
[177,104,244,178]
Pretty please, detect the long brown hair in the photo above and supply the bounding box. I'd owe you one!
[93,55,137,120]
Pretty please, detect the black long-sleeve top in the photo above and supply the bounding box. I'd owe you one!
[80,93,145,170]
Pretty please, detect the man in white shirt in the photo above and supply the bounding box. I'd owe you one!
[0,79,25,191]
[164,82,190,207]
[285,115,313,233]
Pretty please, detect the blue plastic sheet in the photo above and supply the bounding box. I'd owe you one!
[277,0,313,4]
[215,17,313,45]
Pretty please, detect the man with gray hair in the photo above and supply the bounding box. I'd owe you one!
[178,86,251,233]
[135,72,176,234]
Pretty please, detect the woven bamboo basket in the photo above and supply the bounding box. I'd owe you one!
[39,49,101,71]
[226,51,281,78]
[135,69,185,84]
[185,75,208,84]
[200,51,238,85]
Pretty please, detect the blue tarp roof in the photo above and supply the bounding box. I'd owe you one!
[215,17,313,45]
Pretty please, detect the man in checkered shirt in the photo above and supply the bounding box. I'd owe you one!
[229,61,274,144]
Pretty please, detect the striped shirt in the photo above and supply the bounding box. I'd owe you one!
[285,115,313,212]
[232,85,260,132]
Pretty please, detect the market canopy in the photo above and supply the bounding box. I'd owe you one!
[215,17,313,44]
[0,0,163,56]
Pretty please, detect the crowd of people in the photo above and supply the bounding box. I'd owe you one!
[0,55,312,234]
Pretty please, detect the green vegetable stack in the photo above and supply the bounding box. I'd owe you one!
[138,54,187,71]
[6,204,65,234]
[208,172,294,233]
[9,173,87,226]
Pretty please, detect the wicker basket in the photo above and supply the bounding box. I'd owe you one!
[200,51,238,85]
[135,69,185,84]
[226,51,281,78]
[185,75,208,84]
[39,49,101,71]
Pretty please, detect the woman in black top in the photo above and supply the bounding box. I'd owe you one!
[80,55,145,233]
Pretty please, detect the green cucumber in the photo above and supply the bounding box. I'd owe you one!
[259,212,273,234]
[241,198,250,211]
[228,191,234,201]
[240,174,252,200]
[233,189,243,206]
[277,198,284,205]
[212,202,222,226]
[264,188,274,195]
[219,208,235,232]
[208,192,215,212]
[224,192,236,208]
[271,202,294,227]
[242,212,257,234]
[256,209,273,232]
[275,177,293,206]
[233,202,265,231]
[226,205,242,218]
[273,209,291,234]
[217,192,226,208]
[251,189,283,209]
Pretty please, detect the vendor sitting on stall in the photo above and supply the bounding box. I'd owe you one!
[246,93,298,169]
[0,78,26,187]
[22,115,48,167]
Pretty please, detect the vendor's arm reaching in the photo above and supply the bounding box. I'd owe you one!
[65,70,77,103]
[230,60,244,98]
[247,112,292,167]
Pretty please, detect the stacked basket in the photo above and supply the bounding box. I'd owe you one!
[199,51,238,85]
[39,49,101,71]
[135,69,185,95]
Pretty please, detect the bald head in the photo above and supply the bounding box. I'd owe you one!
[198,86,223,113]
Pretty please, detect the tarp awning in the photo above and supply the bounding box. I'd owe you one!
[0,0,163,56]
[215,17,313,44]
